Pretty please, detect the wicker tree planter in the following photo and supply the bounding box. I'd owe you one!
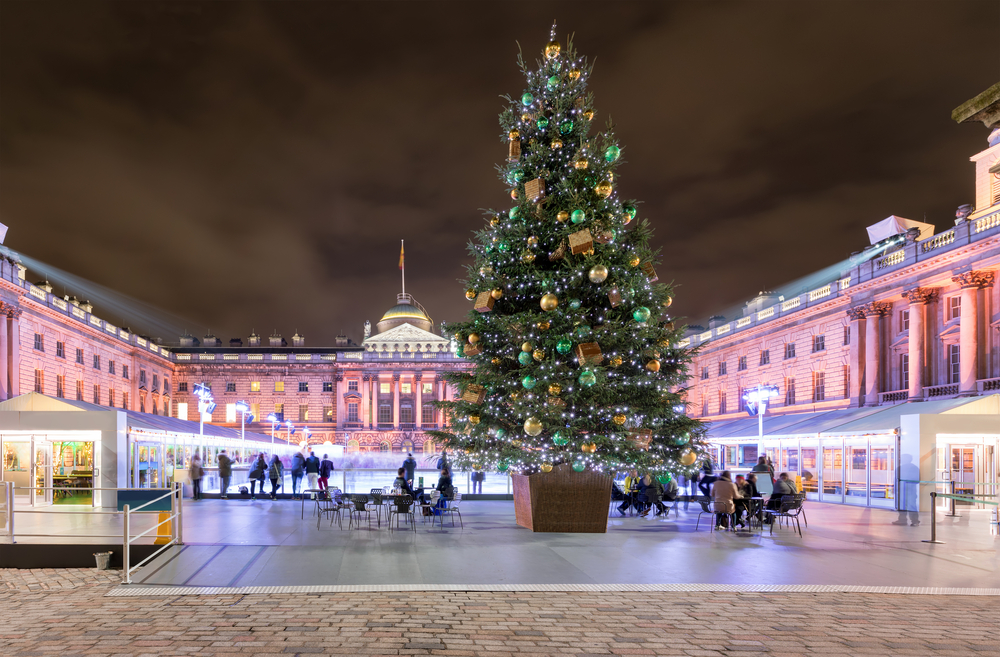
[511,464,612,533]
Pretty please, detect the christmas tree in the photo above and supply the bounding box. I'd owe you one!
[430,27,706,480]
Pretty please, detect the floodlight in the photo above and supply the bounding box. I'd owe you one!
[246,414,254,424]
[205,402,217,415]
[267,413,278,423]
[236,401,249,413]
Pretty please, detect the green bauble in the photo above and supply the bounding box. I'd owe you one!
[623,204,637,221]
[546,75,560,91]
[556,338,573,354]
[536,116,549,130]
[572,461,586,472]
[578,370,597,387]
[518,351,533,365]
[570,209,586,224]
[522,375,537,390]
[521,92,534,107]
[497,241,509,252]
[633,306,652,322]
[498,461,510,472]
[657,474,671,485]
[513,170,524,182]
[605,145,621,162]
[559,120,574,135]
[496,428,507,439]
[552,431,569,446]
[508,207,519,220]
[575,326,590,338]
[568,299,582,310]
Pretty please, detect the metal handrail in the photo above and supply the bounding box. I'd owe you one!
[923,490,999,544]
[123,483,183,584]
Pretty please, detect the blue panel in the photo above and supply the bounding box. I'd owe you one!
[117,489,172,512]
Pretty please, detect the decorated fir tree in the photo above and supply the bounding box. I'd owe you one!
[430,28,706,482]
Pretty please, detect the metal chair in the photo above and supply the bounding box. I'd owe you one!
[695,500,736,531]
[347,494,373,530]
[387,494,416,531]
[367,489,384,527]
[316,487,342,529]
[764,495,804,537]
[417,489,440,522]
[438,491,463,528]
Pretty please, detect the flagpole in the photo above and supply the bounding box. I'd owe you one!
[401,239,405,295]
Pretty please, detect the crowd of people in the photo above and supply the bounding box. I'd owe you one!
[185,448,337,501]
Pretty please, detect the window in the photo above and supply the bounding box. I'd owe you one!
[56,375,64,398]
[380,382,391,394]
[378,404,392,424]
[176,402,188,420]
[123,392,130,410]
[164,380,169,395]
[901,354,909,391]
[298,381,309,393]
[400,382,411,394]
[152,374,159,391]
[400,404,413,423]
[56,341,65,358]
[139,395,145,413]
[323,382,333,392]
[718,361,727,376]
[737,356,747,371]
[718,391,727,415]
[178,382,188,392]
[785,377,796,405]
[422,402,436,424]
[949,345,961,384]
[701,367,709,380]
[108,388,115,408]
[812,335,825,352]
[843,365,850,399]
[226,382,237,393]
[122,365,129,380]
[76,348,83,364]
[109,360,115,375]
[273,403,284,421]
[298,404,309,421]
[813,372,825,401]
[93,384,100,405]
[348,380,359,392]
[949,296,962,320]
[152,398,159,415]
[34,333,43,351]
[784,343,796,359]
[139,370,147,386]
[93,355,100,369]
[324,406,333,422]
[843,325,851,346]
[759,350,770,366]
[274,381,285,392]
[250,381,260,392]
[34,369,44,393]
[76,380,83,401]
[900,310,909,332]
[701,395,708,416]
[422,382,433,395]
[347,402,359,422]
[380,441,390,453]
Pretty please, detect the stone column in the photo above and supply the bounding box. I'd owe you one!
[414,372,423,427]
[904,288,938,400]
[361,373,371,429]
[8,307,21,398]
[846,306,866,406]
[392,373,400,429]
[952,270,995,393]
[863,301,891,406]
[0,303,9,401]
[334,373,344,430]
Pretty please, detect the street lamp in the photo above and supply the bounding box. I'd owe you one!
[742,384,780,447]
[235,401,253,463]
[301,427,312,445]
[284,421,296,444]
[267,413,280,447]
[193,383,216,455]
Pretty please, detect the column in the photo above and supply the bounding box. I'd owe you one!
[863,301,891,406]
[392,373,400,429]
[846,306,866,406]
[414,372,423,427]
[904,288,938,400]
[952,270,995,393]
[334,373,344,430]
[9,307,21,397]
[361,373,371,429]
[0,303,8,401]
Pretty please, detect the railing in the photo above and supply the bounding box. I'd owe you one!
[123,484,183,584]
[807,285,831,301]
[757,307,774,320]
[875,250,905,270]
[920,229,955,253]
[735,317,752,328]
[336,468,511,497]
[977,377,1000,392]
[781,297,801,311]
[975,210,1000,233]
[878,390,908,404]
[924,383,959,398]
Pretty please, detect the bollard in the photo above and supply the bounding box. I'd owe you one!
[122,503,131,584]
[922,492,945,544]
[945,480,960,517]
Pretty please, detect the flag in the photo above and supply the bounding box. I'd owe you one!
[399,241,404,270]
[0,221,7,244]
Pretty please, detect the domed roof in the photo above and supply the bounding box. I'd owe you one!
[376,293,435,335]
[380,303,430,324]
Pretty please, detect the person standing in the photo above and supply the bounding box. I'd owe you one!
[318,454,335,493]
[290,452,306,500]
[402,452,417,486]
[217,449,232,499]
[684,471,700,511]
[188,452,204,501]
[304,451,320,496]
[268,455,284,500]
[248,453,267,500]
[698,458,717,512]
[471,469,485,495]
[436,449,450,471]
[751,456,774,483]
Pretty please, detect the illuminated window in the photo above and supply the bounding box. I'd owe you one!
[34,369,44,393]
[298,382,309,392]
[422,382,433,394]
[176,402,188,420]
[299,405,309,421]
[323,382,333,392]
[380,382,390,394]
[226,403,237,423]
[274,381,285,392]
[401,383,412,394]
[273,403,284,421]
[250,381,260,392]
[324,406,333,422]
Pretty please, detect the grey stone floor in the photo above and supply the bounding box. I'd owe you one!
[121,499,1000,589]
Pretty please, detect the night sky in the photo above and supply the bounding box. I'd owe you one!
[2,2,997,345]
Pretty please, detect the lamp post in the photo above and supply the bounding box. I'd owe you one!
[742,384,780,449]
[284,421,296,444]
[236,401,253,463]
[193,383,215,456]
[267,413,280,448]
[302,427,312,446]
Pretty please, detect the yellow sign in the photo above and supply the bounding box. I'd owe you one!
[154,512,171,545]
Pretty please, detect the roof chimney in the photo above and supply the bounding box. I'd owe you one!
[269,331,283,347]
[248,331,261,347]
[292,331,305,347]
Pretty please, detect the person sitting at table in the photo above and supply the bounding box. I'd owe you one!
[616,470,640,516]
[638,474,667,517]
[393,467,425,501]
[432,467,452,515]
[765,472,798,516]
[734,474,753,528]
[710,470,741,530]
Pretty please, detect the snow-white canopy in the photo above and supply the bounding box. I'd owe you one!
[866,215,934,245]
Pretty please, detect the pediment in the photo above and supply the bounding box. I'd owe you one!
[363,322,450,351]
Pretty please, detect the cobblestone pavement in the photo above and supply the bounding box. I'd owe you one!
[2,569,999,656]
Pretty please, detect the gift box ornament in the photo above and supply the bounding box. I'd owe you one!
[575,342,603,366]
[508,140,521,163]
[568,228,594,255]
[464,343,481,356]
[524,178,545,201]
[594,230,614,245]
[547,396,566,408]
[608,288,622,308]
[474,291,495,313]
[641,262,659,283]
[627,429,653,450]
[462,384,486,405]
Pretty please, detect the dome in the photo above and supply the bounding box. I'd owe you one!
[380,303,429,323]
[376,293,434,334]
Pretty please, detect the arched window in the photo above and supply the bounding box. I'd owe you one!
[347,439,360,453]
[379,440,391,452]
[402,439,414,453]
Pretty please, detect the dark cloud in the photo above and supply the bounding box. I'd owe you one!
[1,1,996,342]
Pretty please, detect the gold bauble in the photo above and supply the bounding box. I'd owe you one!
[588,265,609,283]
[544,40,561,59]
[613,413,627,426]
[629,256,641,267]
[583,110,595,121]
[582,442,597,454]
[646,359,661,373]
[537,320,550,331]
[491,288,504,299]
[540,293,559,311]
[574,156,589,170]
[556,210,570,223]
[479,266,493,276]
[465,289,476,300]
[595,181,613,198]
[680,450,697,466]
[657,339,670,348]
[524,416,544,436]
[490,216,500,227]
[521,250,536,263]
[532,349,545,361]
[472,463,482,471]
[512,439,523,447]
[548,383,562,396]
[664,296,673,308]
[550,139,563,150]
[508,130,520,140]
[468,333,480,344]
[511,391,522,401]
[469,415,480,425]
[521,112,532,123]
[491,357,501,365]
[526,235,539,248]
[610,355,623,367]
[569,68,581,80]
[540,462,554,473]
[511,189,519,200]
[521,341,533,352]
[622,214,633,226]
